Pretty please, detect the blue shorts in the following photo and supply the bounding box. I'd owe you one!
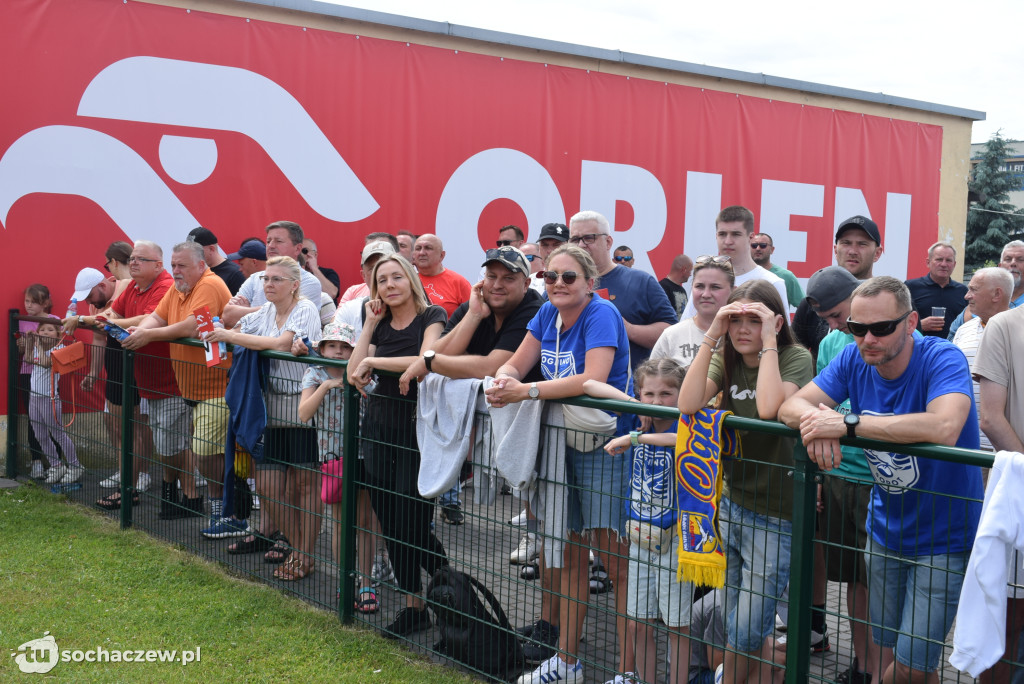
[565,444,628,535]
[865,536,967,673]
[719,497,793,653]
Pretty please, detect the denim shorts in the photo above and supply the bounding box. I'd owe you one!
[565,444,628,535]
[865,536,967,672]
[719,497,793,652]
[626,535,694,627]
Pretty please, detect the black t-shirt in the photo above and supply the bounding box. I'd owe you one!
[317,266,342,302]
[792,298,829,362]
[442,289,544,382]
[369,304,448,402]
[211,260,246,296]
[659,277,688,318]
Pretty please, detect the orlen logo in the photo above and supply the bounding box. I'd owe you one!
[0,56,378,260]
[11,632,59,674]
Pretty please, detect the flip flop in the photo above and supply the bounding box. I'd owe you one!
[96,491,139,510]
[227,532,276,555]
[263,532,291,564]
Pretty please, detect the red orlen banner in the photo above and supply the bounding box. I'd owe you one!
[1,0,941,410]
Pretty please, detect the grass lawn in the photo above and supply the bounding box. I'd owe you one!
[0,483,475,683]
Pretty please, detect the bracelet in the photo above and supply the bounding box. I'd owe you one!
[758,347,779,360]
[702,334,721,351]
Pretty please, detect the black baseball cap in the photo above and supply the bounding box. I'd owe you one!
[539,222,569,243]
[835,216,881,246]
[187,226,218,247]
[226,240,267,261]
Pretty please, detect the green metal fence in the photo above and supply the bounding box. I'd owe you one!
[5,309,1011,683]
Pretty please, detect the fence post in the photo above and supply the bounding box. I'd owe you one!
[119,349,136,530]
[6,309,19,478]
[785,443,818,684]
[336,373,361,623]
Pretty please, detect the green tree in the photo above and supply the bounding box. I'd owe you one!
[966,131,1024,271]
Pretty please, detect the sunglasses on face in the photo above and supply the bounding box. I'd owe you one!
[496,239,514,247]
[524,254,537,262]
[750,243,771,249]
[614,255,633,262]
[568,233,606,246]
[846,310,912,338]
[543,270,579,285]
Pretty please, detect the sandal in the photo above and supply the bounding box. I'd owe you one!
[356,586,380,614]
[263,532,291,564]
[274,555,314,581]
[228,532,277,555]
[96,491,139,510]
[589,568,612,595]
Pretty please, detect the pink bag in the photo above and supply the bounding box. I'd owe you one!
[320,457,344,504]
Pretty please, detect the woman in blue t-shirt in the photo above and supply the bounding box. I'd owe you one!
[486,244,631,684]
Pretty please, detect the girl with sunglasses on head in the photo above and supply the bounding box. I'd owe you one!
[651,256,736,369]
[677,279,813,684]
[486,244,632,684]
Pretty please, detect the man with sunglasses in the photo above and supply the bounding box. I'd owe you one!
[613,245,634,267]
[750,232,803,308]
[780,276,982,684]
[568,210,677,367]
[496,224,525,249]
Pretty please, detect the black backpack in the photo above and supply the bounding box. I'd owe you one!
[426,565,525,681]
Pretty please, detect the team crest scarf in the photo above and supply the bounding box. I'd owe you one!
[675,409,740,587]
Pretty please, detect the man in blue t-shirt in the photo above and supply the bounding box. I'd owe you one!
[780,276,982,684]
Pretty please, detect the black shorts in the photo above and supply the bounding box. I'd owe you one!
[257,427,318,471]
[103,337,139,407]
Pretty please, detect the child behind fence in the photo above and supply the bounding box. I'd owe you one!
[23,320,83,485]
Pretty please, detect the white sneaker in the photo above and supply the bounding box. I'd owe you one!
[252,494,261,510]
[99,471,121,488]
[510,508,528,526]
[510,533,540,565]
[517,655,582,684]
[61,465,85,484]
[714,664,724,684]
[194,468,208,488]
[604,673,638,684]
[775,612,788,632]
[135,472,151,492]
[30,461,46,479]
[45,464,67,484]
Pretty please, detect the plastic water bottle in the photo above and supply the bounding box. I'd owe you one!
[212,316,227,357]
[103,323,130,342]
[66,298,78,319]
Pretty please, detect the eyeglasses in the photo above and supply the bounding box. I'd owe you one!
[846,310,912,338]
[496,239,514,247]
[613,255,633,263]
[568,233,607,245]
[750,243,771,250]
[103,259,113,272]
[128,257,159,264]
[543,270,579,285]
[260,275,297,284]
[524,254,537,262]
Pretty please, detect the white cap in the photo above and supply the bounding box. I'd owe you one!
[361,240,396,264]
[72,267,105,302]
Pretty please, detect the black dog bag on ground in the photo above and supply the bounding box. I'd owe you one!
[426,565,525,681]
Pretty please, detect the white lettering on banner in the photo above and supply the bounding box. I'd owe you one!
[876,193,912,281]
[579,160,667,274]
[682,171,723,261]
[760,179,825,269]
[436,148,566,280]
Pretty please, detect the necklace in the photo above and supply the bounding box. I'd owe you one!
[739,361,756,394]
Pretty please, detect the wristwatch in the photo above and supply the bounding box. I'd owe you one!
[78,315,85,325]
[844,413,860,439]
[423,350,435,372]
[630,430,642,447]
[528,382,540,400]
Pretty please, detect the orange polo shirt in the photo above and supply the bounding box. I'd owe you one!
[153,268,231,401]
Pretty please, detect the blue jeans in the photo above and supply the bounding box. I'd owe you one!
[865,536,967,672]
[719,497,793,652]
[439,481,461,507]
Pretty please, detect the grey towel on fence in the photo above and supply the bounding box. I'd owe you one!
[416,374,483,498]
[531,403,568,569]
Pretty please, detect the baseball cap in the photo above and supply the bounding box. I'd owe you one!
[835,216,881,246]
[226,240,267,261]
[72,267,105,301]
[361,240,395,264]
[317,321,357,349]
[805,266,860,312]
[482,246,531,276]
[539,222,569,243]
[187,226,219,247]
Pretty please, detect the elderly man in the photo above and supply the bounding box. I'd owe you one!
[660,253,693,318]
[948,239,1024,338]
[780,276,982,684]
[226,238,267,278]
[187,226,246,295]
[122,241,236,527]
[301,237,340,302]
[905,241,968,339]
[496,224,525,248]
[750,232,804,308]
[414,233,472,317]
[221,221,322,328]
[569,210,677,367]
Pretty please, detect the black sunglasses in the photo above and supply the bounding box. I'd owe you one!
[613,255,633,262]
[543,270,579,285]
[846,310,912,338]
[750,242,771,249]
[496,239,514,247]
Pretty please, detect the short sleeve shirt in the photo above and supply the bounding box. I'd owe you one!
[420,269,472,317]
[597,265,678,366]
[816,330,872,481]
[238,299,323,393]
[973,307,1024,447]
[110,271,179,399]
[951,317,990,450]
[627,422,679,527]
[239,269,322,308]
[442,289,544,381]
[649,318,706,369]
[370,305,448,403]
[301,365,344,461]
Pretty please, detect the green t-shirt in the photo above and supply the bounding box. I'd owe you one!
[709,344,814,520]
[816,330,874,483]
[769,264,805,309]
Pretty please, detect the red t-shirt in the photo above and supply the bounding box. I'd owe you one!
[419,268,471,317]
[111,271,180,400]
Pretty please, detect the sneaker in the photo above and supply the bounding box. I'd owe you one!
[61,465,85,484]
[383,607,432,639]
[521,619,559,664]
[99,471,121,488]
[510,508,528,526]
[135,472,151,492]
[810,624,831,653]
[517,655,582,684]
[372,556,395,587]
[441,503,465,525]
[775,612,788,633]
[511,533,540,564]
[29,461,45,479]
[44,464,67,484]
[714,664,724,684]
[201,517,250,539]
[194,469,207,488]
[604,673,638,684]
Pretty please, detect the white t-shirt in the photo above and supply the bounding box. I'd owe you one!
[649,318,707,369]
[679,265,789,320]
[952,317,990,451]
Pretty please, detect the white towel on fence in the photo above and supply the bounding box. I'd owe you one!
[950,450,1024,677]
[416,374,483,498]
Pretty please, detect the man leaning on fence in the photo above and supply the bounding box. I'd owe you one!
[779,276,983,684]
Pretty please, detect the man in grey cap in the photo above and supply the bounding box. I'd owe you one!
[188,226,246,295]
